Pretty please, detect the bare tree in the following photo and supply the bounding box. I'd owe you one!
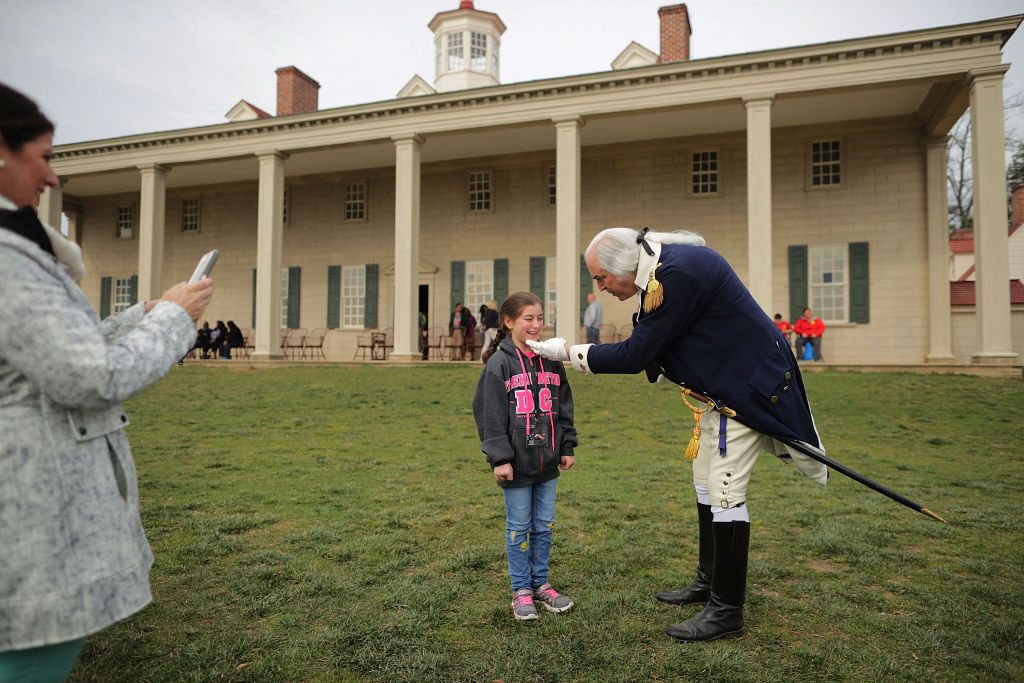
[946,91,1024,232]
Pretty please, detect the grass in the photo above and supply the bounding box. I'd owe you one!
[68,366,1024,682]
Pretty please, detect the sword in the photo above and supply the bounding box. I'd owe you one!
[674,385,946,523]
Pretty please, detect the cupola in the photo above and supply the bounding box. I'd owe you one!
[428,1,506,92]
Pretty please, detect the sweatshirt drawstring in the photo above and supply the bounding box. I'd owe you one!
[514,347,556,448]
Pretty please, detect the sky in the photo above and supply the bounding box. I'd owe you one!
[1,0,1023,146]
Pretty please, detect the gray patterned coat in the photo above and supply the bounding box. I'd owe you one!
[0,205,196,651]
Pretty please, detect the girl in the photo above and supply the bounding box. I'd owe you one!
[472,292,577,621]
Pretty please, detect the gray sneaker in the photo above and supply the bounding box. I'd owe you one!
[533,583,573,613]
[512,589,539,621]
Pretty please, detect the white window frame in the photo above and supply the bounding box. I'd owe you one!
[465,260,493,312]
[447,32,464,71]
[470,32,488,72]
[181,197,200,233]
[809,244,848,323]
[280,268,289,329]
[810,139,842,189]
[113,277,133,314]
[545,256,558,326]
[546,162,557,207]
[344,181,367,221]
[342,265,366,329]
[435,36,443,75]
[492,36,500,78]
[690,149,719,196]
[116,205,134,240]
[467,169,493,212]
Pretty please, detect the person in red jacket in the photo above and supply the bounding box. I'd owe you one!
[773,313,793,347]
[793,308,826,361]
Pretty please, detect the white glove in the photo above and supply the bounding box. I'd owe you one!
[526,337,569,361]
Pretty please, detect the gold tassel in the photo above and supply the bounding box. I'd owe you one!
[679,388,708,460]
[643,262,664,313]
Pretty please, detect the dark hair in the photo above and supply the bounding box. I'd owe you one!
[0,83,55,152]
[774,313,782,320]
[481,291,543,363]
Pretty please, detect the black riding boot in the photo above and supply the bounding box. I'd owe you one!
[666,520,749,642]
[656,502,713,605]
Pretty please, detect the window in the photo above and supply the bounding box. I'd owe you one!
[809,245,847,322]
[342,265,366,328]
[545,256,558,326]
[280,268,289,328]
[116,205,133,239]
[471,32,487,72]
[447,32,463,71]
[181,198,200,232]
[468,170,492,212]
[547,163,557,207]
[345,181,367,221]
[114,277,133,314]
[691,150,719,195]
[811,140,841,187]
[282,186,290,225]
[465,260,493,312]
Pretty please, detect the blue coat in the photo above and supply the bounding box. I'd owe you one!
[587,244,821,448]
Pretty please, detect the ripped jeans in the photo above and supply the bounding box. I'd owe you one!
[502,478,557,591]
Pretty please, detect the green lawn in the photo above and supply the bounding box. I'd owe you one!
[69,366,1024,682]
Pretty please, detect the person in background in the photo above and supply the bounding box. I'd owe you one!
[219,320,244,359]
[773,313,794,349]
[583,292,603,344]
[0,82,214,683]
[480,300,499,351]
[793,308,826,362]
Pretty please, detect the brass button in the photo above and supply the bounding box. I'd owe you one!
[577,353,584,360]
[784,371,792,380]
[770,395,779,404]
[726,472,731,477]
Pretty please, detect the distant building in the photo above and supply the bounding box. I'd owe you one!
[42,3,1023,364]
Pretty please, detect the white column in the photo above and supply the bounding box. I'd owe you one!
[65,211,80,244]
[968,66,1017,364]
[37,178,64,229]
[924,137,955,362]
[137,163,168,301]
[253,151,287,360]
[391,133,424,362]
[744,96,774,315]
[554,115,583,345]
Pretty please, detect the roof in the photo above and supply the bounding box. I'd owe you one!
[950,279,1024,306]
[948,223,1022,255]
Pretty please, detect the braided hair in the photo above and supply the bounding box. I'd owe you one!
[481,291,543,363]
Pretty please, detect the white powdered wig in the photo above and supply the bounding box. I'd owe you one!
[586,228,705,277]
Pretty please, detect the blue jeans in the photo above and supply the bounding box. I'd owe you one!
[502,478,557,591]
[586,326,600,344]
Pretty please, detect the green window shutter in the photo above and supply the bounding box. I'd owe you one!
[251,268,257,328]
[129,275,138,306]
[364,264,379,328]
[450,260,465,311]
[788,245,808,324]
[287,266,301,328]
[849,242,870,324]
[529,257,545,300]
[579,254,590,324]
[100,276,112,319]
[493,258,508,304]
[327,265,341,329]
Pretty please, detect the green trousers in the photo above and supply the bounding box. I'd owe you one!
[0,638,85,683]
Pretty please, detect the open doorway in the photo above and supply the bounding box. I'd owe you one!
[419,284,429,359]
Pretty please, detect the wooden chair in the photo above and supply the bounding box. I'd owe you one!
[600,323,617,344]
[279,329,291,357]
[353,330,375,360]
[444,329,465,360]
[382,327,395,360]
[427,327,445,359]
[303,328,326,360]
[617,323,632,342]
[284,328,307,359]
[237,328,253,359]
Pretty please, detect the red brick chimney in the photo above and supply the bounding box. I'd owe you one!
[275,66,320,116]
[1012,183,1024,228]
[658,4,692,63]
